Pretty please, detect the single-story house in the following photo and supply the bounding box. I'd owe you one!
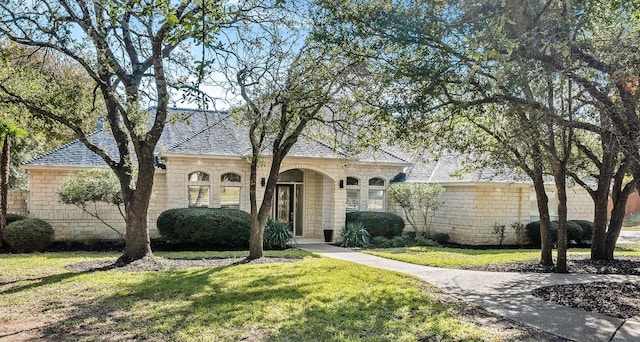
[17,109,593,245]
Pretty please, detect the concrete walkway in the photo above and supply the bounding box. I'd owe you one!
[619,231,640,244]
[298,243,640,342]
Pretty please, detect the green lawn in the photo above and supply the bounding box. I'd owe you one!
[623,212,640,231]
[0,251,511,341]
[364,245,640,269]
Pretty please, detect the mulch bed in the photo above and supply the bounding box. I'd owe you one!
[65,256,301,273]
[466,256,640,319]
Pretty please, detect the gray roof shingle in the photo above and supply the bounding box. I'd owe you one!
[25,109,409,167]
[403,150,530,184]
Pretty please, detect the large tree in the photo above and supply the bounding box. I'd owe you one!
[214,5,365,259]
[0,0,228,263]
[316,0,640,264]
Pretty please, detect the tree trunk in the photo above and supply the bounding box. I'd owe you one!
[590,187,610,260]
[0,134,9,245]
[248,155,282,260]
[532,173,553,266]
[605,202,626,260]
[554,171,568,273]
[604,178,638,260]
[116,158,155,264]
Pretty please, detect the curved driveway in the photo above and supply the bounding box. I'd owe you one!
[299,243,640,342]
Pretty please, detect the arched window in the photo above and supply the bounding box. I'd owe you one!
[221,172,241,209]
[368,177,386,211]
[346,177,360,212]
[188,171,210,207]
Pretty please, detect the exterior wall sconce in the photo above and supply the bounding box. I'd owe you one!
[261,177,266,187]
[339,179,344,188]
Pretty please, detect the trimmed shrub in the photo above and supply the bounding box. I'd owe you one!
[371,236,392,248]
[263,219,294,250]
[156,207,251,248]
[4,218,54,252]
[415,235,440,247]
[391,235,409,247]
[340,221,371,247]
[570,220,594,242]
[432,232,450,244]
[525,220,586,246]
[345,211,405,238]
[6,213,26,225]
[563,220,583,243]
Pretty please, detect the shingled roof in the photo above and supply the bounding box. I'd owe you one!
[24,109,409,168]
[403,150,531,184]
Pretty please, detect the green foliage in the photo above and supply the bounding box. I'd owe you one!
[525,220,585,247]
[414,235,440,247]
[58,169,123,207]
[3,218,54,252]
[263,219,294,250]
[370,236,392,247]
[156,208,251,248]
[388,183,445,237]
[570,220,594,242]
[564,221,584,244]
[432,233,450,244]
[340,221,371,247]
[57,169,124,239]
[390,235,409,247]
[5,213,25,225]
[345,211,405,238]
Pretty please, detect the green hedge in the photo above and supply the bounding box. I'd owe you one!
[525,220,587,246]
[4,218,54,252]
[157,208,251,248]
[569,220,594,241]
[6,213,26,225]
[345,211,404,238]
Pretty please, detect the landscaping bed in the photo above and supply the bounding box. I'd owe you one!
[466,256,640,319]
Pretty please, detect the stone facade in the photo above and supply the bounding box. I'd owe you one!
[393,182,594,245]
[7,189,28,216]
[22,156,405,242]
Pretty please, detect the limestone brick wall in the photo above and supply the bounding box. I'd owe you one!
[392,183,521,245]
[426,186,476,244]
[343,165,406,212]
[303,171,324,238]
[164,157,251,211]
[7,189,28,216]
[470,184,529,245]
[27,156,406,242]
[566,187,593,220]
[27,168,168,241]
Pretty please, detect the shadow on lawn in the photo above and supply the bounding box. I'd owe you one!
[38,260,485,341]
[40,263,309,340]
[0,263,117,294]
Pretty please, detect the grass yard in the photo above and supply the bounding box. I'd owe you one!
[0,251,513,341]
[364,245,640,269]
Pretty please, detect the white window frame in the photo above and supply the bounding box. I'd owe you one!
[188,171,211,208]
[346,176,360,212]
[220,172,242,210]
[367,177,386,211]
